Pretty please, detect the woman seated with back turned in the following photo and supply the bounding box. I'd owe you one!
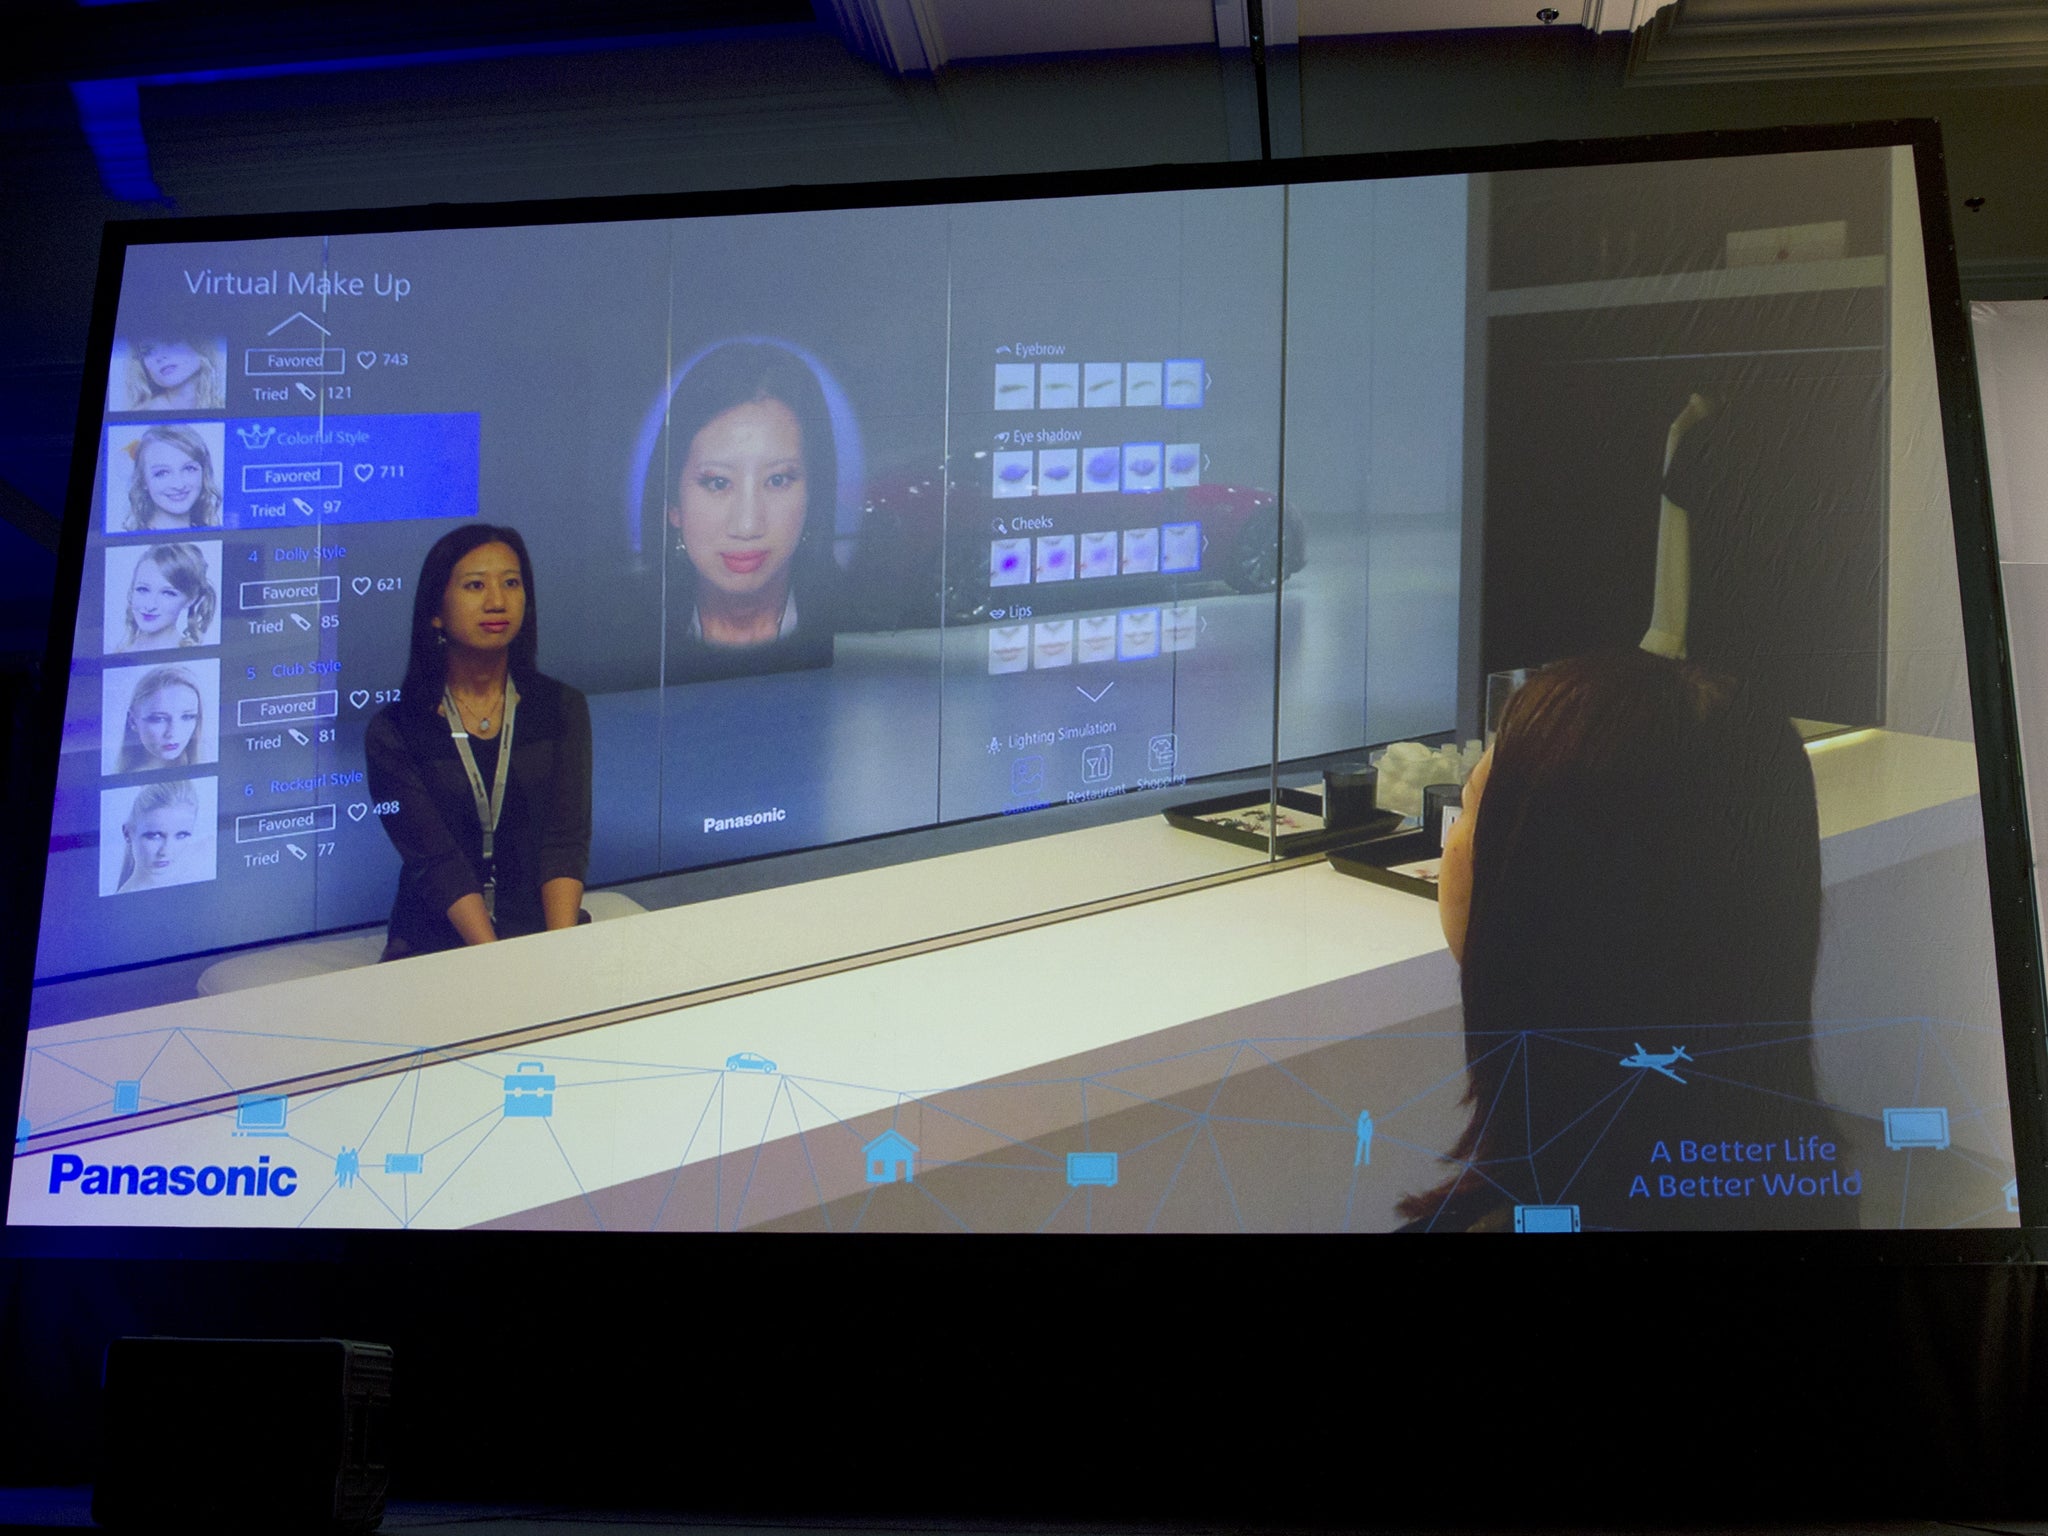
[365,525,592,959]
[1402,649,1850,1233]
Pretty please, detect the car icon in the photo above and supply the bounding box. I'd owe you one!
[725,1051,777,1074]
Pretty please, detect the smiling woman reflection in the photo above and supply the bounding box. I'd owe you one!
[1405,650,1841,1233]
[117,779,203,893]
[665,344,837,681]
[123,424,222,532]
[365,525,592,959]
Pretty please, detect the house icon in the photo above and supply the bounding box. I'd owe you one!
[863,1129,917,1185]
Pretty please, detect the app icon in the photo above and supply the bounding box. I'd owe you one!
[865,1129,917,1185]
[1883,1106,1950,1150]
[235,1093,289,1137]
[1514,1203,1580,1233]
[1067,1151,1119,1188]
[503,1061,555,1119]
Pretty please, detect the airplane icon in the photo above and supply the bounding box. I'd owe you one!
[1619,1043,1692,1084]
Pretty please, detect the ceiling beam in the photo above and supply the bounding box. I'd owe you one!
[8,0,810,86]
[1628,0,2048,81]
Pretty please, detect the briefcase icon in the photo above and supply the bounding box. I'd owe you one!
[503,1061,555,1119]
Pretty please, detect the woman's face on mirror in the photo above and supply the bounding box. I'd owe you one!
[1438,746,1489,965]
[139,440,203,523]
[672,397,808,603]
[433,540,526,655]
[132,684,201,763]
[128,801,197,882]
[140,341,203,392]
[128,559,192,642]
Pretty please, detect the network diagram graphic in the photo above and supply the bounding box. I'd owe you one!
[13,1011,2019,1233]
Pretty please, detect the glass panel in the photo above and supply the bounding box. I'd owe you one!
[10,136,2029,1235]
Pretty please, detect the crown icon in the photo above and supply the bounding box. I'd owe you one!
[236,423,276,449]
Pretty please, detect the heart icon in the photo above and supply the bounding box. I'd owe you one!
[348,803,369,823]
[356,351,377,369]
[353,463,374,483]
[351,577,372,596]
[349,690,370,710]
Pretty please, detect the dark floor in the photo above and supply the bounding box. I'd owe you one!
[4,1496,2048,1536]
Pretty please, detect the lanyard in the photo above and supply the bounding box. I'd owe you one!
[443,674,519,920]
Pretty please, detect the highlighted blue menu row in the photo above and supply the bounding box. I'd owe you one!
[228,413,480,527]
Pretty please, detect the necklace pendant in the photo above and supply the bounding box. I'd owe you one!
[479,716,492,731]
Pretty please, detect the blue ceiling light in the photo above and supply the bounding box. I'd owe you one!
[70,78,168,204]
[59,2,816,205]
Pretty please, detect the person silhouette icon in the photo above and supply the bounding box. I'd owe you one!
[335,1146,360,1190]
[1355,1110,1375,1167]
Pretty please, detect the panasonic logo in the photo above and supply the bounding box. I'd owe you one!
[47,1153,299,1198]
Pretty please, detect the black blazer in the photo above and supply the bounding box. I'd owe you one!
[364,674,591,955]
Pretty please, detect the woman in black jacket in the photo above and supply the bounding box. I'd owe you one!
[366,524,591,959]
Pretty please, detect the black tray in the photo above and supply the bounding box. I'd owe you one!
[1165,786,1404,858]
[1328,828,1444,900]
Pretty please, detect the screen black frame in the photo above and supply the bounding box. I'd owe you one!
[3,116,2042,1260]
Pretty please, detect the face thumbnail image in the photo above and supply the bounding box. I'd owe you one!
[100,777,218,896]
[1122,527,1160,575]
[102,657,221,776]
[1163,603,1199,652]
[1123,444,1163,494]
[988,624,1030,675]
[1033,619,1075,669]
[1079,531,1118,579]
[1164,443,1201,489]
[1124,363,1162,407]
[1035,535,1076,583]
[995,363,1036,410]
[103,540,223,654]
[1038,363,1079,410]
[1077,614,1116,664]
[1084,362,1122,407]
[1160,521,1202,574]
[990,538,1032,587]
[1037,448,1077,496]
[1118,608,1161,660]
[1083,447,1121,493]
[106,421,227,535]
[108,335,228,414]
[993,451,1036,498]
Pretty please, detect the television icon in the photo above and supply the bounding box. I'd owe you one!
[112,1080,141,1115]
[383,1152,423,1176]
[1514,1203,1580,1233]
[235,1093,288,1137]
[503,1061,555,1119]
[1883,1106,1950,1151]
[1067,1151,1119,1189]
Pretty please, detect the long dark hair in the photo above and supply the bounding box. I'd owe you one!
[657,342,838,621]
[398,525,540,716]
[1402,651,1825,1227]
